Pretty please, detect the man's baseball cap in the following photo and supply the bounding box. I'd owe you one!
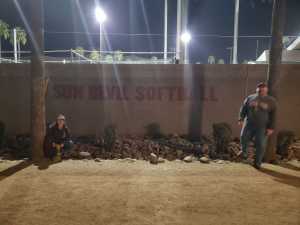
[257,82,267,88]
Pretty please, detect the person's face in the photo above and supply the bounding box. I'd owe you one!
[258,86,268,96]
[57,119,65,127]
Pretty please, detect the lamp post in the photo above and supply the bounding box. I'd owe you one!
[95,7,107,54]
[233,0,240,64]
[226,46,233,64]
[163,0,168,62]
[181,31,191,64]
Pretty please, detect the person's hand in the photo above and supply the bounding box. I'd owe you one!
[266,129,274,136]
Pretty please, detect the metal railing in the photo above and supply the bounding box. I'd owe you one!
[0,50,176,64]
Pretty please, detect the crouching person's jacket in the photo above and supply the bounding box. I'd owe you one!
[46,123,71,144]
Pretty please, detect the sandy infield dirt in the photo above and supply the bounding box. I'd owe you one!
[0,159,299,225]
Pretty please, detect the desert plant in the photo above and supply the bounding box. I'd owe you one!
[89,50,100,61]
[145,123,164,139]
[105,54,113,63]
[103,125,117,151]
[212,123,232,155]
[151,56,158,61]
[0,121,5,148]
[276,130,295,158]
[114,50,124,61]
[0,20,10,60]
[217,59,225,64]
[74,46,84,56]
[208,55,216,64]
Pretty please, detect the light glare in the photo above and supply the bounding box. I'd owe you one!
[95,7,107,24]
[181,32,191,44]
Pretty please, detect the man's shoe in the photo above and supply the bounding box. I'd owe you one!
[241,158,252,165]
[237,151,243,157]
[253,164,261,170]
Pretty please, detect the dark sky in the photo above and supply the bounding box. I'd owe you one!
[0,0,300,63]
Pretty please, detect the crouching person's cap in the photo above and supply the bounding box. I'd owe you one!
[257,82,267,88]
[57,114,66,120]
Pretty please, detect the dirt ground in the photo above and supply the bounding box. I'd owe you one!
[0,159,299,225]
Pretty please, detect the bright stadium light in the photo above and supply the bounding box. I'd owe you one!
[181,31,191,64]
[181,31,191,44]
[95,7,107,56]
[95,7,107,24]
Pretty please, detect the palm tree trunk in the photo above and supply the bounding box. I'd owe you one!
[0,38,2,62]
[29,0,47,162]
[18,42,20,60]
[265,0,286,162]
[0,37,2,62]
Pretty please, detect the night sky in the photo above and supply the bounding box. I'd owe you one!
[0,0,300,63]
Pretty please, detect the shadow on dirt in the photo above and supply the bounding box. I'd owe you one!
[260,167,300,188]
[0,160,32,182]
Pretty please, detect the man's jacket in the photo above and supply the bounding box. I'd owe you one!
[239,93,277,129]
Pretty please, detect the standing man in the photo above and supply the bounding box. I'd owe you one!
[238,82,277,169]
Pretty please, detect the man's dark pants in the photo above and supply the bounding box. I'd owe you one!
[240,123,267,167]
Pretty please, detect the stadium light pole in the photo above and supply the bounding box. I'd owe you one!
[181,31,191,64]
[176,0,182,62]
[13,28,17,63]
[163,0,168,63]
[95,7,107,54]
[233,0,240,64]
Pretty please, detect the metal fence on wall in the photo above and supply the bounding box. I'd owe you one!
[0,31,298,64]
[0,50,176,64]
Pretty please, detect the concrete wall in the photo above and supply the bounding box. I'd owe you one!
[0,64,299,137]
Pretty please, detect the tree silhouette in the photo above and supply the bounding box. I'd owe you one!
[0,20,10,61]
[9,27,27,60]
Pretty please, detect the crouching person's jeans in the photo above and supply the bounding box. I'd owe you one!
[44,139,73,159]
[240,124,267,167]
[61,140,73,158]
[62,140,72,152]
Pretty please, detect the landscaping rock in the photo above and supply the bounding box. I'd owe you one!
[214,159,230,164]
[158,157,165,163]
[149,153,158,164]
[78,151,92,159]
[183,155,193,163]
[120,158,136,163]
[199,156,210,163]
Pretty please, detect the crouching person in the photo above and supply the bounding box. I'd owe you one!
[44,114,72,161]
